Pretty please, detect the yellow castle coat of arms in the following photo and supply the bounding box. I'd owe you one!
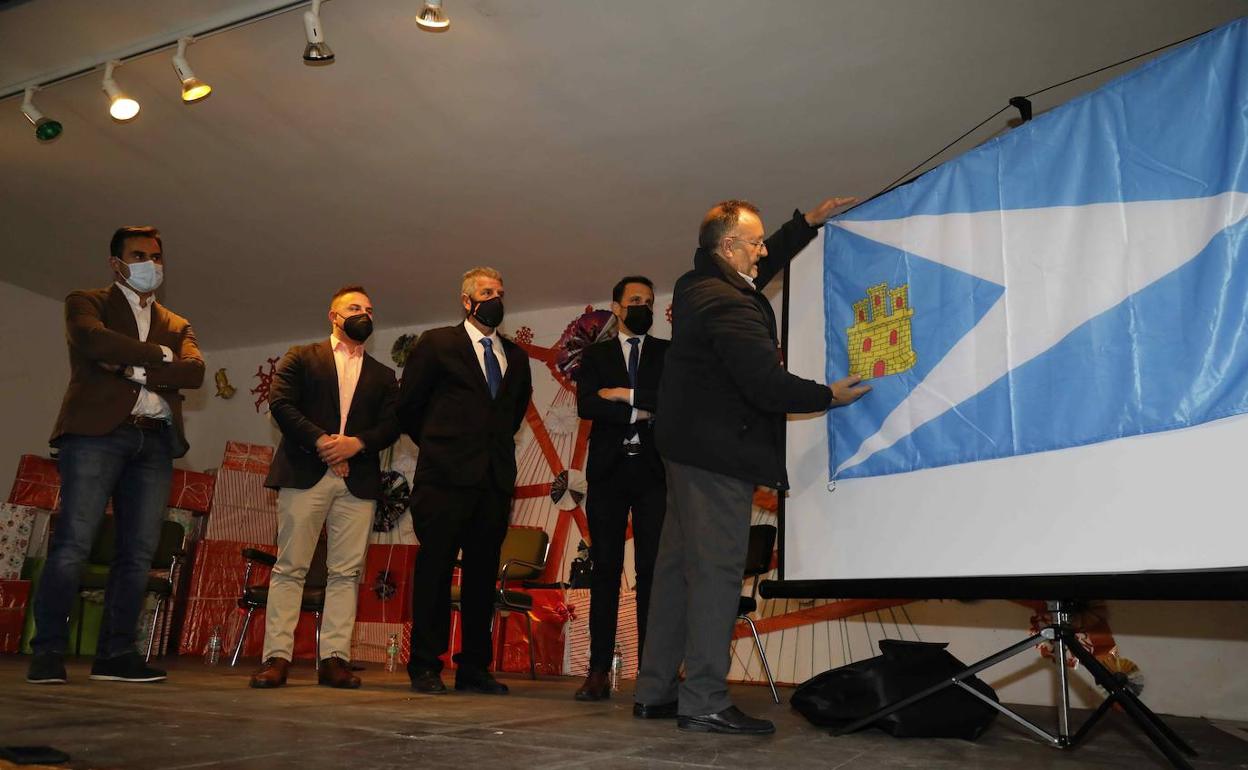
[847,282,917,380]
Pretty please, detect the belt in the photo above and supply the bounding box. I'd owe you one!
[125,415,169,431]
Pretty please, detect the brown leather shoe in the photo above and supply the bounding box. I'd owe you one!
[249,657,290,689]
[318,656,361,689]
[574,670,611,701]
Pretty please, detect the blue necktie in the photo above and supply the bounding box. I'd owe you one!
[481,338,502,398]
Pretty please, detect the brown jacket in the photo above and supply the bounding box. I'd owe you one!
[51,285,205,458]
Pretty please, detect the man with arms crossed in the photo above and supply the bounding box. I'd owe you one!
[28,226,204,685]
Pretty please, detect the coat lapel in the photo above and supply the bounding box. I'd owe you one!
[316,340,342,427]
[456,324,492,397]
[106,285,140,339]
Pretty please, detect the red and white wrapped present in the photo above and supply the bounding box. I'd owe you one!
[221,441,275,474]
[350,621,408,664]
[495,587,569,677]
[168,469,215,514]
[0,578,31,654]
[565,586,639,678]
[0,503,36,580]
[356,544,418,624]
[203,468,279,544]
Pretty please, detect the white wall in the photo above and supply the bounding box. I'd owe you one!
[0,281,69,491]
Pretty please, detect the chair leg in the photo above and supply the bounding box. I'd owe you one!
[741,614,780,704]
[524,611,537,680]
[314,611,322,671]
[75,596,84,658]
[145,597,164,662]
[231,607,255,667]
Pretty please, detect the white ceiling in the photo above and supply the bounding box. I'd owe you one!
[1,0,1244,350]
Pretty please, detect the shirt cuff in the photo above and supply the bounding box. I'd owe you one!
[628,388,635,406]
[159,345,174,362]
[129,366,147,384]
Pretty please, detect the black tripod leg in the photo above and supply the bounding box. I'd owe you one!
[1068,691,1118,747]
[1064,634,1197,767]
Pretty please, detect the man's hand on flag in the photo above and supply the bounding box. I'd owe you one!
[830,374,871,406]
[805,197,859,227]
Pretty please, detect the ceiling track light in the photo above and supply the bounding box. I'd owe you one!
[172,37,213,103]
[416,0,450,32]
[102,61,140,121]
[20,87,62,142]
[303,0,335,64]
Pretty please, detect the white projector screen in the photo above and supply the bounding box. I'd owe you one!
[783,232,1248,581]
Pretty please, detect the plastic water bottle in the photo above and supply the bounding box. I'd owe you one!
[204,625,223,665]
[610,644,623,692]
[385,633,400,673]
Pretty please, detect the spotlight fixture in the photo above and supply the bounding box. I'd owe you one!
[415,0,449,31]
[20,87,63,142]
[302,0,335,64]
[172,37,213,103]
[102,61,140,121]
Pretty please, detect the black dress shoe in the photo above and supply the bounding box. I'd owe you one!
[574,670,610,702]
[454,668,509,695]
[410,668,447,694]
[678,706,775,735]
[26,653,68,685]
[89,652,167,683]
[632,700,678,719]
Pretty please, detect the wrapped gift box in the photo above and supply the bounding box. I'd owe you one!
[221,441,275,474]
[204,461,278,544]
[0,578,31,653]
[564,586,639,678]
[350,621,408,664]
[496,587,568,677]
[0,503,36,580]
[179,539,317,660]
[168,469,216,514]
[356,544,418,624]
[8,455,61,510]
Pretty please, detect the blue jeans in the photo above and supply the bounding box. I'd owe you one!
[32,424,173,658]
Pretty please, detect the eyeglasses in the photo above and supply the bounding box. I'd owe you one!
[730,236,765,250]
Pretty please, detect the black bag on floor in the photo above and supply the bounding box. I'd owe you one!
[791,639,999,740]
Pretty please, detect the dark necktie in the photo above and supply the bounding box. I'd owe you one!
[627,337,641,442]
[481,338,502,398]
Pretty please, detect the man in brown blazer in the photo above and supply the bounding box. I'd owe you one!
[27,226,204,686]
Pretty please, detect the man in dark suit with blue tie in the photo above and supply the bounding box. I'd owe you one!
[572,276,669,701]
[398,267,533,695]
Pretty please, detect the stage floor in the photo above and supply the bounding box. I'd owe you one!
[1,656,1246,769]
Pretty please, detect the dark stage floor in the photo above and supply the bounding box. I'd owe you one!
[1,656,1246,769]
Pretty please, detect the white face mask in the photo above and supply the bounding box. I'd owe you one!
[124,261,163,293]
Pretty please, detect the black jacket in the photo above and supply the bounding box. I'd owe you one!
[265,340,400,501]
[575,334,669,483]
[656,210,833,489]
[398,324,533,493]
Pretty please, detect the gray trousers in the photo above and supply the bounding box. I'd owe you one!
[634,458,754,716]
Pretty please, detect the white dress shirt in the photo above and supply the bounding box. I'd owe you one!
[737,271,757,290]
[115,282,173,421]
[330,332,364,435]
[464,319,508,382]
[617,332,643,439]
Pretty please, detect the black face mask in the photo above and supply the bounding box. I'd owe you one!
[623,305,654,335]
[471,296,505,328]
[339,313,373,343]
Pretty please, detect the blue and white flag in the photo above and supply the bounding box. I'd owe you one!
[825,17,1248,480]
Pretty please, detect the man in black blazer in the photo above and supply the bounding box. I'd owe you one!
[250,285,399,690]
[572,276,669,701]
[633,198,869,735]
[399,267,533,695]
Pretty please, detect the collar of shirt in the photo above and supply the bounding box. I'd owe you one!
[463,319,500,347]
[115,281,153,311]
[736,271,757,290]
[330,331,364,358]
[618,331,645,356]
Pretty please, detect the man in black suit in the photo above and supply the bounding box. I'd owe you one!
[633,198,870,735]
[572,276,669,701]
[399,267,533,695]
[250,285,399,690]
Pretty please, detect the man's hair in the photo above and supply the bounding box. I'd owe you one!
[612,275,654,304]
[698,200,760,251]
[109,226,162,259]
[330,284,368,308]
[461,266,503,297]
